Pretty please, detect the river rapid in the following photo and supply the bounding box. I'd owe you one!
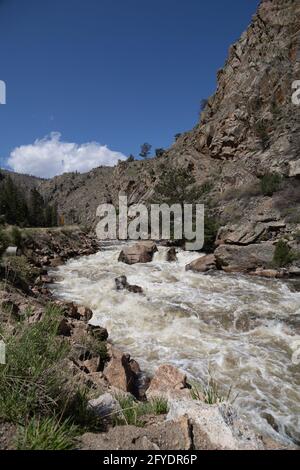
[50,243,300,445]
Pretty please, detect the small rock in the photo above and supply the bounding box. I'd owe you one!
[88,392,121,419]
[115,276,143,294]
[166,247,177,262]
[83,357,100,374]
[77,305,93,322]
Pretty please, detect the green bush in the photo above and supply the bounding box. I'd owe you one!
[254,120,270,150]
[10,226,22,247]
[203,214,219,253]
[261,173,282,196]
[273,240,293,267]
[0,228,9,256]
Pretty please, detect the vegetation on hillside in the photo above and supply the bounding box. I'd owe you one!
[0,173,58,228]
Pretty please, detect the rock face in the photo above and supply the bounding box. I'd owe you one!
[215,242,275,273]
[118,241,158,265]
[146,364,191,400]
[167,400,264,450]
[186,254,217,273]
[2,1,300,254]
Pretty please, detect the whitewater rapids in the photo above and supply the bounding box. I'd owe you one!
[50,243,300,445]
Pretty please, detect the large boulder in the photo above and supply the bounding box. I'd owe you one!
[103,346,142,398]
[146,364,191,400]
[79,416,192,450]
[167,400,264,450]
[214,242,275,273]
[118,241,157,265]
[186,254,216,273]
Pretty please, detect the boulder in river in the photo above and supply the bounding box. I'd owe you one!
[118,241,157,265]
[115,275,143,294]
[186,254,217,273]
[166,247,177,262]
[214,242,275,273]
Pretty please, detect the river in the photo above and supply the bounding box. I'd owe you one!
[50,243,300,446]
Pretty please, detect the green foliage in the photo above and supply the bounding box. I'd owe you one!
[0,228,9,256]
[155,148,165,158]
[16,416,78,450]
[200,98,208,113]
[127,154,135,162]
[10,226,22,247]
[113,395,169,427]
[153,167,200,206]
[0,172,58,228]
[139,143,152,159]
[254,120,270,150]
[0,305,69,423]
[203,214,219,253]
[260,173,282,196]
[191,379,227,405]
[4,255,40,285]
[0,176,29,226]
[273,240,293,267]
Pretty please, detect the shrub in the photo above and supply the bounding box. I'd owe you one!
[191,379,225,405]
[16,416,78,450]
[0,228,9,257]
[260,173,282,196]
[3,255,39,286]
[203,214,219,253]
[10,226,22,247]
[155,148,165,158]
[254,120,270,150]
[273,240,293,267]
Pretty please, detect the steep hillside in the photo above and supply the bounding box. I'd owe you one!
[2,0,300,253]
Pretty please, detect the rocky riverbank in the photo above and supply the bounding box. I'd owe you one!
[1,230,297,450]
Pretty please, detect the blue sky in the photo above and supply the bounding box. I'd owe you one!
[0,0,259,177]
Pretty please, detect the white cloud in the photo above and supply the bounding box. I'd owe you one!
[7,132,126,178]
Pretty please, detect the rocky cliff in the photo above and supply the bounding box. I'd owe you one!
[3,0,300,260]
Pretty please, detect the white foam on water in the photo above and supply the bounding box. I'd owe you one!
[50,244,300,445]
